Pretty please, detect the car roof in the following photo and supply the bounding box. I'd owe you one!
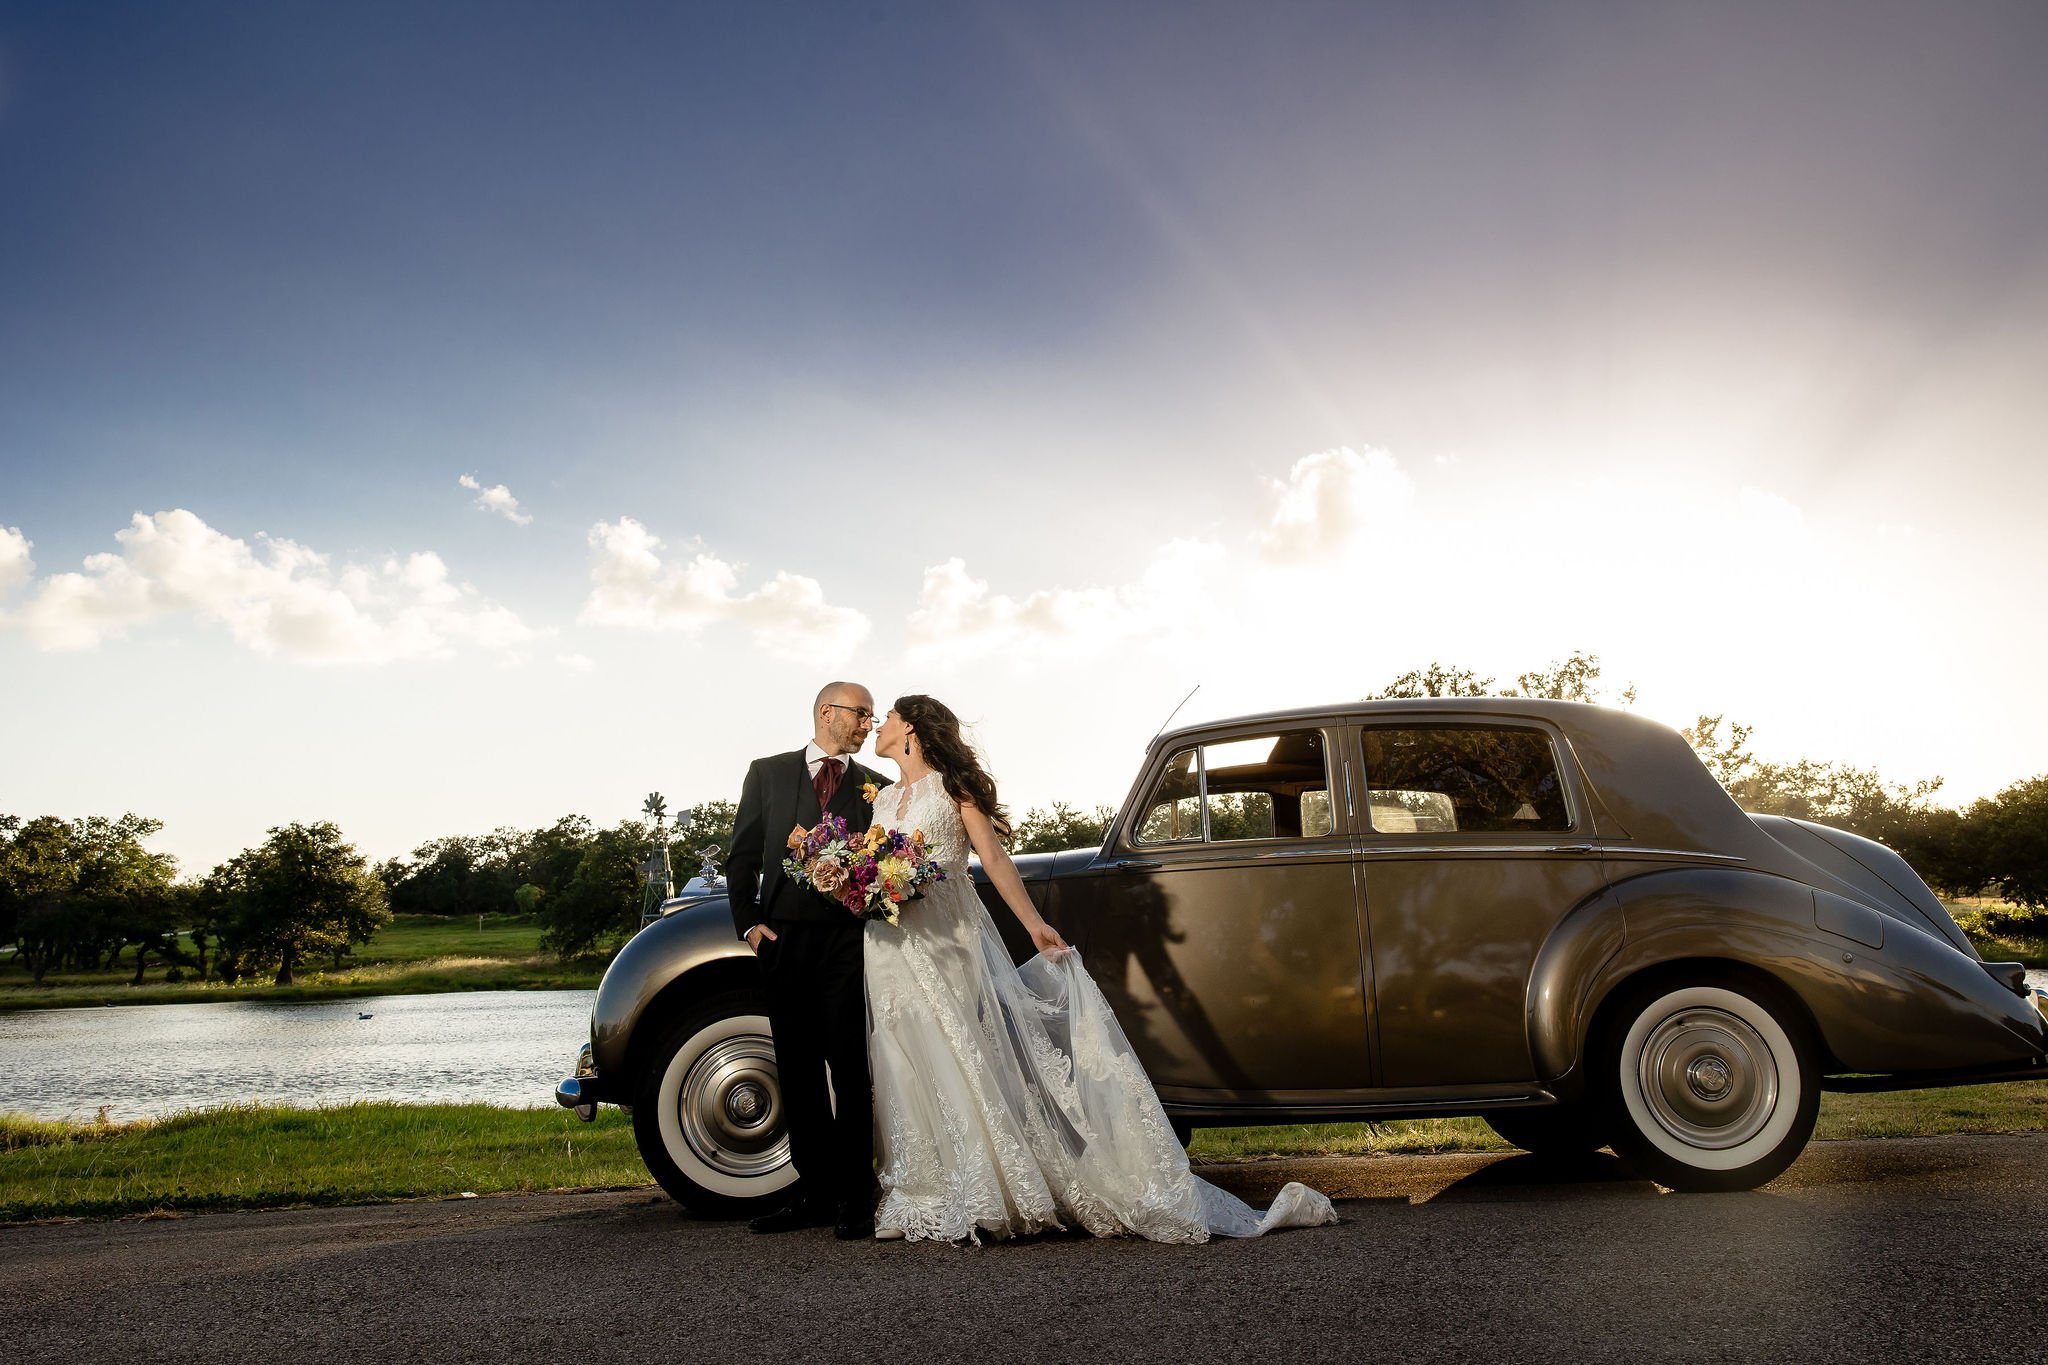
[1155,695,1627,747]
[1152,697,1784,856]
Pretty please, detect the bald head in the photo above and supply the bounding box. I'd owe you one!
[812,680,875,756]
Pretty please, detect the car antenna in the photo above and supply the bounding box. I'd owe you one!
[1149,684,1201,748]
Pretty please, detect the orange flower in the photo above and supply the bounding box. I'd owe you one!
[786,824,808,852]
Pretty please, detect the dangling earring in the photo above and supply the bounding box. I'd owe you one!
[903,739,910,756]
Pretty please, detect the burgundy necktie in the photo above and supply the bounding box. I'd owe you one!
[813,756,842,809]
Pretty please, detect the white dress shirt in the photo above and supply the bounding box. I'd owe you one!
[804,741,855,783]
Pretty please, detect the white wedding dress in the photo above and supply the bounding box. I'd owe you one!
[864,771,1338,1244]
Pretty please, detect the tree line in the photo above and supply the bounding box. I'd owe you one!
[6,650,2045,982]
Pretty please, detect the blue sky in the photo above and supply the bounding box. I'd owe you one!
[4,1,2047,873]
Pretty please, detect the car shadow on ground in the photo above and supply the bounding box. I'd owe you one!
[1420,1151,1664,1201]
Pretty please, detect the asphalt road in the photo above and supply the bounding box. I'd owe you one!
[10,1134,2046,1364]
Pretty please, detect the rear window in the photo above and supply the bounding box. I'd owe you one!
[1362,725,1570,834]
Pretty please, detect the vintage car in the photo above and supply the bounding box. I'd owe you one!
[557,698,2048,1203]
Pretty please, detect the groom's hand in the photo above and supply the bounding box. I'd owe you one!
[745,923,778,951]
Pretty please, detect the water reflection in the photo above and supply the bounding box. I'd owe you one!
[0,990,593,1123]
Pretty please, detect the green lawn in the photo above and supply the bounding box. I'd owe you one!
[6,1079,2046,1222]
[0,914,601,1011]
[0,1103,644,1221]
[1187,1080,2048,1159]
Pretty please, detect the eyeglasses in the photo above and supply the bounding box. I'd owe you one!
[825,703,878,726]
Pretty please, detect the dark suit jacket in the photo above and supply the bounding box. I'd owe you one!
[726,748,890,938]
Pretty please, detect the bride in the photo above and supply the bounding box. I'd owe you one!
[861,694,1337,1244]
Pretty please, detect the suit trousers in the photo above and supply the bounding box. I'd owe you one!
[758,915,874,1208]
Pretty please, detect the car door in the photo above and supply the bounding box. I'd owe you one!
[1052,723,1374,1101]
[1354,717,1612,1089]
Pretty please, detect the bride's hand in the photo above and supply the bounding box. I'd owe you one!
[1030,921,1070,957]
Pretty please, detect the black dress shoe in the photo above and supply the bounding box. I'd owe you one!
[748,1200,835,1234]
[833,1206,876,1240]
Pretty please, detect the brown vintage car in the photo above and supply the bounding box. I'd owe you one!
[557,699,2048,1204]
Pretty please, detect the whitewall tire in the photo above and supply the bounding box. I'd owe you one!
[631,992,798,1216]
[1603,978,1818,1192]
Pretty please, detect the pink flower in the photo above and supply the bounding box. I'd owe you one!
[810,855,848,895]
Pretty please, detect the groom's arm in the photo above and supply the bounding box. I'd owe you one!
[725,759,768,941]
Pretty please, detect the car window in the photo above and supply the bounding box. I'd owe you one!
[1361,725,1570,834]
[1203,730,1333,842]
[1133,747,1202,844]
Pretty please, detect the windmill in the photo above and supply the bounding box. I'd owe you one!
[638,792,676,927]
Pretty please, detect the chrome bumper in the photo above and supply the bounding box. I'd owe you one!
[555,1043,599,1121]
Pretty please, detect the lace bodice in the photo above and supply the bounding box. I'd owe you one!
[873,771,970,876]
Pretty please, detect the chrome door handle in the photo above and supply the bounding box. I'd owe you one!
[1113,859,1162,871]
[1547,843,1596,855]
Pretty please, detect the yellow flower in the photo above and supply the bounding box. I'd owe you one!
[864,824,887,854]
[861,780,881,803]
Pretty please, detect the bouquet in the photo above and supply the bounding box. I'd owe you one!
[783,814,945,926]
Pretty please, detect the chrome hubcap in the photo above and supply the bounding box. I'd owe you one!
[1639,1007,1777,1150]
[678,1035,788,1177]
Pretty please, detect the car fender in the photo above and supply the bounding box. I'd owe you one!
[591,899,756,1077]
[1538,866,2046,1082]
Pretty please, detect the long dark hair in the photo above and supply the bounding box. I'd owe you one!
[895,694,1010,836]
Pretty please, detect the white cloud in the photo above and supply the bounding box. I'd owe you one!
[1256,445,1414,562]
[906,540,1224,664]
[579,517,869,664]
[555,652,595,673]
[9,509,535,664]
[898,447,1882,720]
[458,473,532,526]
[0,525,31,598]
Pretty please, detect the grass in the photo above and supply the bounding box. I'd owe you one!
[1186,1082,2048,1160]
[6,1079,2046,1222]
[0,1103,647,1222]
[0,914,603,1012]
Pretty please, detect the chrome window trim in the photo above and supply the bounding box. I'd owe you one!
[1349,843,1746,862]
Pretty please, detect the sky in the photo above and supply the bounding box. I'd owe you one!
[3,0,2047,877]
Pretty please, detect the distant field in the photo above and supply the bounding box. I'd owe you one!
[0,914,601,1011]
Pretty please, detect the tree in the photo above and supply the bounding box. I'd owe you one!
[540,820,649,960]
[0,815,76,983]
[1369,662,1496,699]
[1964,775,2048,912]
[209,822,390,985]
[1012,802,1117,854]
[67,814,179,976]
[1369,651,1634,705]
[669,799,738,881]
[1680,714,1757,788]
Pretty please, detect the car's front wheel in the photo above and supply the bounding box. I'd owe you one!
[1600,975,1818,1192]
[631,991,797,1217]
[1483,1103,1608,1158]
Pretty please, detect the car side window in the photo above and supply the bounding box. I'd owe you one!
[1133,748,1202,844]
[1361,725,1570,834]
[1204,730,1333,842]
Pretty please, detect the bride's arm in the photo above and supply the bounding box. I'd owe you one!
[958,801,1069,956]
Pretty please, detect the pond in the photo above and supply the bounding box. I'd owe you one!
[3,975,2043,1124]
[0,990,593,1123]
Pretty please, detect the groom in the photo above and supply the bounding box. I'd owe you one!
[725,680,890,1238]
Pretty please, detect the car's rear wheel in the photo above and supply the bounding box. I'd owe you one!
[631,991,797,1217]
[1483,1103,1608,1158]
[1599,975,1818,1192]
